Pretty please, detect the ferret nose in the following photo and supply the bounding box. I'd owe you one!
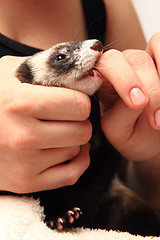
[90,41,103,52]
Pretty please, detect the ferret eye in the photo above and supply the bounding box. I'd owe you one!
[55,54,66,61]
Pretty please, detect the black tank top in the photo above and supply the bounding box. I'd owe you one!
[0,0,110,163]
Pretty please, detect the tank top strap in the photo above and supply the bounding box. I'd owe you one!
[81,0,106,44]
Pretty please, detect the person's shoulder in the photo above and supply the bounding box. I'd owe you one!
[103,0,146,51]
[103,0,136,13]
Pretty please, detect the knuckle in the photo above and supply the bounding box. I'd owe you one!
[9,170,34,194]
[0,55,13,64]
[78,121,92,144]
[7,96,31,114]
[123,50,153,70]
[149,32,160,46]
[103,49,121,62]
[68,146,80,159]
[75,94,91,120]
[148,88,160,99]
[106,49,120,56]
[66,151,90,186]
[66,170,79,186]
[1,90,31,117]
[8,130,37,151]
[0,55,28,72]
[84,154,90,169]
[8,98,23,112]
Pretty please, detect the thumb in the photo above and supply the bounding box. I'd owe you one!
[101,98,143,149]
[0,55,28,85]
[98,77,118,111]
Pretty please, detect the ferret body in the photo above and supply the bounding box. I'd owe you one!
[16,40,160,236]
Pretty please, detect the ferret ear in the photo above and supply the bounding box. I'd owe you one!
[16,61,34,84]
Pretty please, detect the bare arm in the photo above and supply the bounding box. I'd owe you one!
[104,0,146,50]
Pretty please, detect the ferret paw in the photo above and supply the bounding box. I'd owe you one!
[46,207,82,230]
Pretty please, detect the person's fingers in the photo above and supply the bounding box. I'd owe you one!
[4,144,90,193]
[24,85,91,121]
[32,143,90,192]
[146,32,160,75]
[97,49,148,110]
[33,119,92,149]
[123,49,160,130]
[101,98,143,147]
[0,55,91,122]
[32,146,81,173]
[101,98,159,162]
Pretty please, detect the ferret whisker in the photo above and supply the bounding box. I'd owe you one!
[92,92,100,103]
[102,39,121,52]
[102,45,110,52]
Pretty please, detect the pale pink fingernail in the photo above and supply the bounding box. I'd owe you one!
[129,88,146,106]
[155,109,160,127]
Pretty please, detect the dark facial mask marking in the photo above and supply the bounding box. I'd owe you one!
[16,61,34,84]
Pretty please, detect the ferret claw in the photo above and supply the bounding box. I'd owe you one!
[56,218,64,230]
[46,219,55,229]
[67,210,75,223]
[46,207,82,230]
[72,207,82,219]
[46,218,64,230]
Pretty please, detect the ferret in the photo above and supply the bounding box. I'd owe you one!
[16,40,103,96]
[15,40,160,236]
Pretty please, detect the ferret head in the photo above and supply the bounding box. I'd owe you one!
[16,40,103,95]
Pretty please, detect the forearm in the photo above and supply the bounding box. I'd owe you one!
[125,158,160,209]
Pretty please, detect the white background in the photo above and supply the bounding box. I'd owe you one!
[131,0,160,41]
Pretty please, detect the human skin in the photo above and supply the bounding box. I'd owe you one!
[0,56,92,193]
[98,33,160,208]
[0,0,149,194]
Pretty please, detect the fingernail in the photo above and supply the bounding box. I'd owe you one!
[129,88,146,106]
[155,109,160,127]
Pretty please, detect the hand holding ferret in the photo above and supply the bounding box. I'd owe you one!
[0,56,91,194]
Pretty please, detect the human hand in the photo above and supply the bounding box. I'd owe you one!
[97,33,160,164]
[0,56,91,194]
